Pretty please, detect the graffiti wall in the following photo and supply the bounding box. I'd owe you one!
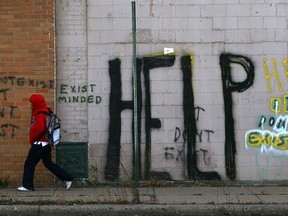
[56,0,288,183]
[0,0,56,185]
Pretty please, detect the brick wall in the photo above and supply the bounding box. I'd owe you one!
[0,0,55,186]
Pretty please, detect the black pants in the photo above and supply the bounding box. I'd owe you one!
[22,144,74,190]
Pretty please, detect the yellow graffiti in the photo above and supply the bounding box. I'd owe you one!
[246,130,288,151]
[284,95,288,113]
[283,58,288,80]
[269,95,288,113]
[263,58,283,92]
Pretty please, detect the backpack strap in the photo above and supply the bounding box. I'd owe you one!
[37,110,48,115]
[35,110,48,143]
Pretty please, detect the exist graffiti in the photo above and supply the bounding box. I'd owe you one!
[58,84,102,104]
[246,92,288,154]
[105,53,255,181]
[246,130,288,153]
[60,84,97,94]
[164,147,185,161]
[164,146,211,166]
[246,113,288,154]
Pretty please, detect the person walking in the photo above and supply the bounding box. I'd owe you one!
[18,94,74,191]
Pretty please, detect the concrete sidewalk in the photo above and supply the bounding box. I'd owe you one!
[1,185,288,215]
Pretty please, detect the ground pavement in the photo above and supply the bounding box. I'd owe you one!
[0,184,288,215]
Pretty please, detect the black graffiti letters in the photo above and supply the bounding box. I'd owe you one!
[105,59,123,181]
[164,147,175,159]
[0,76,24,86]
[60,84,96,94]
[220,53,255,180]
[0,89,9,100]
[0,105,18,117]
[174,105,215,144]
[0,107,20,137]
[164,147,185,161]
[9,105,17,116]
[0,76,52,139]
[174,127,214,143]
[204,130,214,142]
[58,95,101,104]
[105,58,142,181]
[0,124,20,138]
[58,84,101,104]
[105,52,254,182]
[0,76,53,89]
[0,86,20,138]
[181,55,220,180]
[143,55,175,179]
[0,104,20,138]
[174,127,185,142]
[28,78,53,89]
[195,106,205,121]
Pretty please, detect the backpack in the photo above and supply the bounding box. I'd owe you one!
[37,108,61,147]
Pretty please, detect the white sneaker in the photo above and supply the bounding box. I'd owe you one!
[66,181,72,190]
[17,186,32,192]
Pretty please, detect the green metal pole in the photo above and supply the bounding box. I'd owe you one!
[131,1,139,187]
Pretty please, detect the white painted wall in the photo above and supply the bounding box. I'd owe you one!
[56,0,288,182]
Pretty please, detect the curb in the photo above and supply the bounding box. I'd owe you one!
[0,204,287,216]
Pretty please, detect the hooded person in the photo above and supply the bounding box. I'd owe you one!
[18,94,74,191]
[29,94,48,146]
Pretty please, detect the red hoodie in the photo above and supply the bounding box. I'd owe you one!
[29,94,48,145]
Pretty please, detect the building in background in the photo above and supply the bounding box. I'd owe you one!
[1,0,288,186]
